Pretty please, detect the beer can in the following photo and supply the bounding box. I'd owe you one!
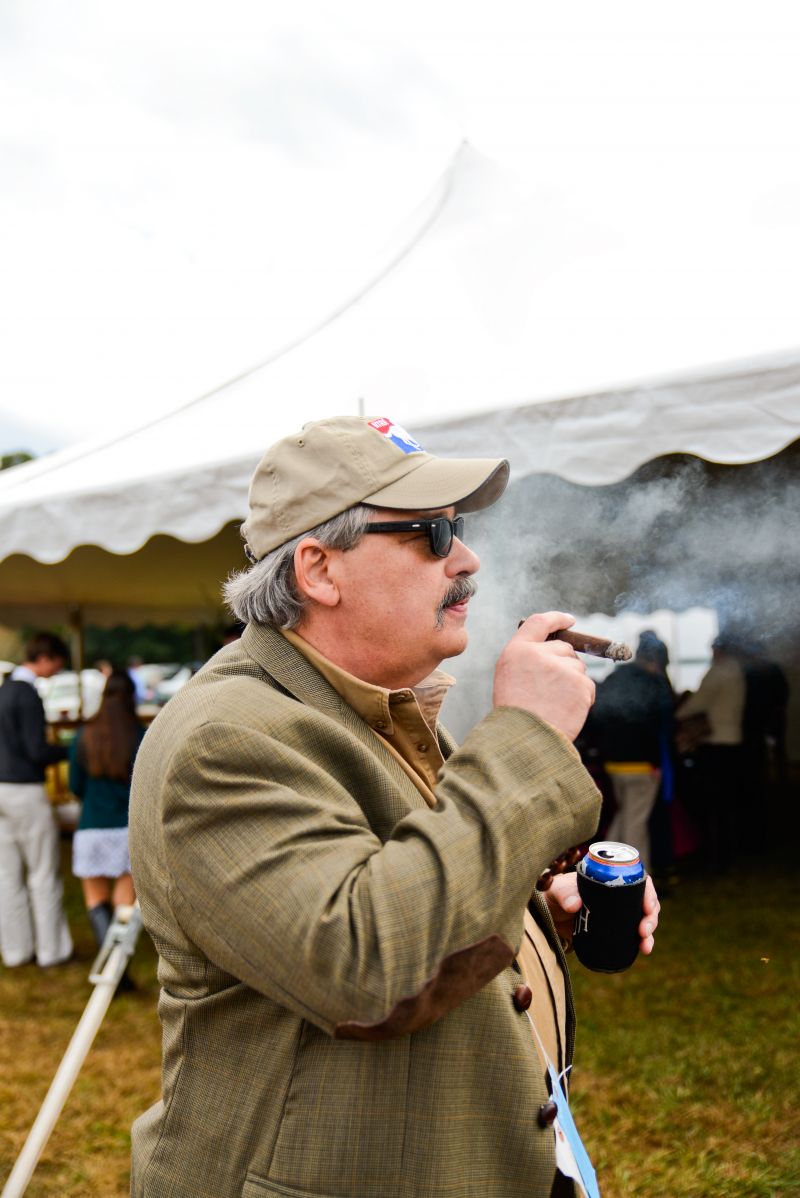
[580,841,644,886]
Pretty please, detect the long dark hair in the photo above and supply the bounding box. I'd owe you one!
[80,669,140,781]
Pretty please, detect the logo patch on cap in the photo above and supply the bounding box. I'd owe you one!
[367,417,424,454]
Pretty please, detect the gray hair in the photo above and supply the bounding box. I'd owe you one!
[223,505,372,629]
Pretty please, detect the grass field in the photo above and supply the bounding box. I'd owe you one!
[1,843,798,1197]
[569,863,800,1197]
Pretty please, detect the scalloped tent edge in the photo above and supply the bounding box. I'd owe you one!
[0,143,798,628]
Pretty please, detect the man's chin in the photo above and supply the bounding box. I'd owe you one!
[438,626,469,660]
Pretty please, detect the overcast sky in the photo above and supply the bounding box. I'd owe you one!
[3,0,800,454]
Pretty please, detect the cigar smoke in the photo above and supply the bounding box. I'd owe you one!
[441,445,800,738]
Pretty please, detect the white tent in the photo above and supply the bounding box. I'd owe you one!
[0,142,798,696]
[1,144,799,567]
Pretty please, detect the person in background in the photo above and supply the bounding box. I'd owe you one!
[740,641,790,797]
[588,631,674,875]
[637,629,677,877]
[676,635,746,871]
[0,631,74,968]
[644,629,672,691]
[69,669,144,989]
[127,656,150,705]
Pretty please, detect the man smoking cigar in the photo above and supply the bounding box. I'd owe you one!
[129,415,659,1198]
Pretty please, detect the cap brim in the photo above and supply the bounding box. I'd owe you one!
[363,456,509,514]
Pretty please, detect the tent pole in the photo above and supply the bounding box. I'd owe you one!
[0,906,143,1198]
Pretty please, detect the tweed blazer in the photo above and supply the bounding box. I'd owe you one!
[129,624,601,1198]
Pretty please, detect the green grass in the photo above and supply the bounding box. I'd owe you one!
[1,845,798,1196]
[0,841,161,1197]
[568,865,800,1197]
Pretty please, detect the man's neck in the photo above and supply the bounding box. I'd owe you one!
[290,624,436,691]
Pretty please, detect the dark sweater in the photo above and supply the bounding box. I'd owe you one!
[589,663,673,765]
[0,678,68,783]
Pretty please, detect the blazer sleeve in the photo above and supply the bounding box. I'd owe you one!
[159,705,600,1039]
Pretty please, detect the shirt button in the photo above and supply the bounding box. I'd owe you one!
[416,742,429,753]
[512,984,532,1012]
[538,1100,558,1128]
[374,721,387,730]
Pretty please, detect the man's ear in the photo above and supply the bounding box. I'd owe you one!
[293,539,341,608]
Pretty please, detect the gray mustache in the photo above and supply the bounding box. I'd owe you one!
[436,577,477,626]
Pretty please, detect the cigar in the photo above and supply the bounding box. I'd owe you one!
[517,620,632,660]
[548,629,632,661]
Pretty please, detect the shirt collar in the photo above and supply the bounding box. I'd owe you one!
[11,665,38,685]
[280,629,455,735]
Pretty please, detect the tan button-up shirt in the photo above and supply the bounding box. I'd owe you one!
[282,630,567,1074]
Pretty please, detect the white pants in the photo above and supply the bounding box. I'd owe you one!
[606,771,661,876]
[0,782,73,966]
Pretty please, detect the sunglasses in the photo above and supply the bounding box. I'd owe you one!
[363,515,465,558]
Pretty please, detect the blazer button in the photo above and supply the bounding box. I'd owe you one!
[538,1100,558,1128]
[512,984,532,1012]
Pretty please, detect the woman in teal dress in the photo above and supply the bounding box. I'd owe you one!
[69,669,144,979]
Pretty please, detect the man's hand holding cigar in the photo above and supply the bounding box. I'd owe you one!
[494,612,597,740]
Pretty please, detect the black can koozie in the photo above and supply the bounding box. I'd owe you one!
[573,841,646,973]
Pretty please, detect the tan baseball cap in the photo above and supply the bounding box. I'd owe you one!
[242,415,509,560]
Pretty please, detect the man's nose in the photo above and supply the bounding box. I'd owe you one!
[447,536,480,576]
